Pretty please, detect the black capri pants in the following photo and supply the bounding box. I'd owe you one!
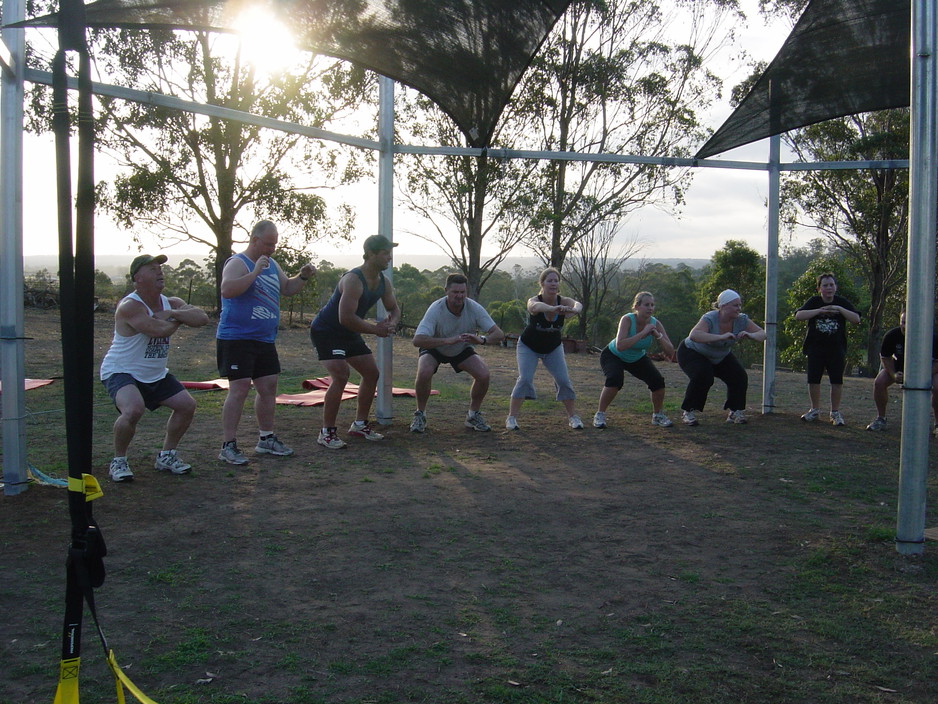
[599,347,665,392]
[677,340,748,412]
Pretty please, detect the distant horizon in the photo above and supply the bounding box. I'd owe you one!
[23,252,712,281]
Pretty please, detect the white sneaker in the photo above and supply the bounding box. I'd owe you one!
[348,420,384,441]
[465,411,491,432]
[505,415,519,430]
[218,442,250,465]
[317,428,348,449]
[682,410,699,426]
[410,410,427,433]
[651,412,673,427]
[866,416,887,431]
[592,411,607,429]
[255,434,294,456]
[726,409,747,425]
[568,415,584,429]
[830,410,845,426]
[109,457,134,482]
[154,450,192,474]
[801,407,821,422]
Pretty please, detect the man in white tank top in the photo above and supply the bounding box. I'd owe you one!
[99,254,209,482]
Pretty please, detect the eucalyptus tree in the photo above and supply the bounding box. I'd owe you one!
[509,0,739,271]
[28,26,371,307]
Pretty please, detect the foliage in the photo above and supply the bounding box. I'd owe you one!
[509,0,739,271]
[621,261,702,346]
[26,27,370,307]
[780,110,909,370]
[488,299,528,336]
[161,258,216,309]
[780,257,868,373]
[696,240,766,322]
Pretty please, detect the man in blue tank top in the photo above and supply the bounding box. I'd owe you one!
[310,235,401,449]
[216,220,316,465]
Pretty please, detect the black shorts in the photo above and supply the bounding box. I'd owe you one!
[310,328,372,361]
[102,373,185,411]
[420,346,477,373]
[216,339,281,380]
[805,345,846,385]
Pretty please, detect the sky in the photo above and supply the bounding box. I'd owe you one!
[19,0,803,266]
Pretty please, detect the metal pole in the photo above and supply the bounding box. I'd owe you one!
[762,134,780,414]
[896,0,938,556]
[374,75,394,424]
[1,1,28,495]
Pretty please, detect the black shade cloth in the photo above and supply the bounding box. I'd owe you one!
[696,0,909,159]
[12,0,573,148]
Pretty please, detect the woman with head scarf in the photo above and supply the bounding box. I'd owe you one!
[676,289,766,426]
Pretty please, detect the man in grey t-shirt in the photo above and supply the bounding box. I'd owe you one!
[410,273,505,433]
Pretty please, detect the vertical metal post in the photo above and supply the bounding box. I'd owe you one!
[762,134,780,414]
[896,0,938,555]
[1,0,28,495]
[374,75,394,424]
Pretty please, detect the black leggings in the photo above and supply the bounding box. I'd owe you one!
[677,340,748,412]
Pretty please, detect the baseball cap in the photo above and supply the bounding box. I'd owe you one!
[363,234,398,253]
[130,254,168,279]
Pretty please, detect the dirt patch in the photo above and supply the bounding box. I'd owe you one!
[2,309,937,703]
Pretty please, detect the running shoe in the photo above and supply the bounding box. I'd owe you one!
[154,450,192,474]
[801,407,821,422]
[348,420,384,441]
[866,416,887,431]
[255,434,294,456]
[651,412,673,427]
[682,410,699,426]
[410,410,427,433]
[505,415,519,431]
[218,442,250,465]
[568,415,584,429]
[109,457,134,482]
[593,411,607,429]
[830,410,845,426]
[726,409,747,425]
[465,410,491,432]
[317,428,348,449]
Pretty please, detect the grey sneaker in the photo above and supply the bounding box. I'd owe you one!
[651,412,673,427]
[866,416,887,431]
[348,421,384,441]
[465,410,491,432]
[830,410,845,426]
[726,409,747,425]
[154,450,192,474]
[218,442,250,465]
[593,411,607,429]
[317,428,348,449]
[109,457,134,483]
[682,410,699,426]
[801,407,821,422]
[410,410,427,433]
[505,415,519,430]
[255,434,294,456]
[568,415,584,429]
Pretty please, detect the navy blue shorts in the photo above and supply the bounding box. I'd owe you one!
[102,373,185,411]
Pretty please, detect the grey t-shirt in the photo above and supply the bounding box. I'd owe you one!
[414,297,497,357]
[683,310,750,364]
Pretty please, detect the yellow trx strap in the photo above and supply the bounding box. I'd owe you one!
[107,650,160,704]
[67,473,103,502]
[52,657,80,704]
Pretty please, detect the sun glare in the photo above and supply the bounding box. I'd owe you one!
[232,7,302,76]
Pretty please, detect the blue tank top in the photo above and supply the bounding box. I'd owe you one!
[311,268,386,333]
[607,314,657,363]
[216,253,281,343]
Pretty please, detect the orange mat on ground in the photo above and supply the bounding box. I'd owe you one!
[181,378,230,390]
[300,377,436,398]
[0,378,55,394]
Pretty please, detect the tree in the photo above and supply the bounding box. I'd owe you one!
[28,27,370,308]
[780,110,909,370]
[562,221,642,343]
[510,0,738,271]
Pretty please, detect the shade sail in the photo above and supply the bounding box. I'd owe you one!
[696,0,909,159]
[13,0,573,148]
